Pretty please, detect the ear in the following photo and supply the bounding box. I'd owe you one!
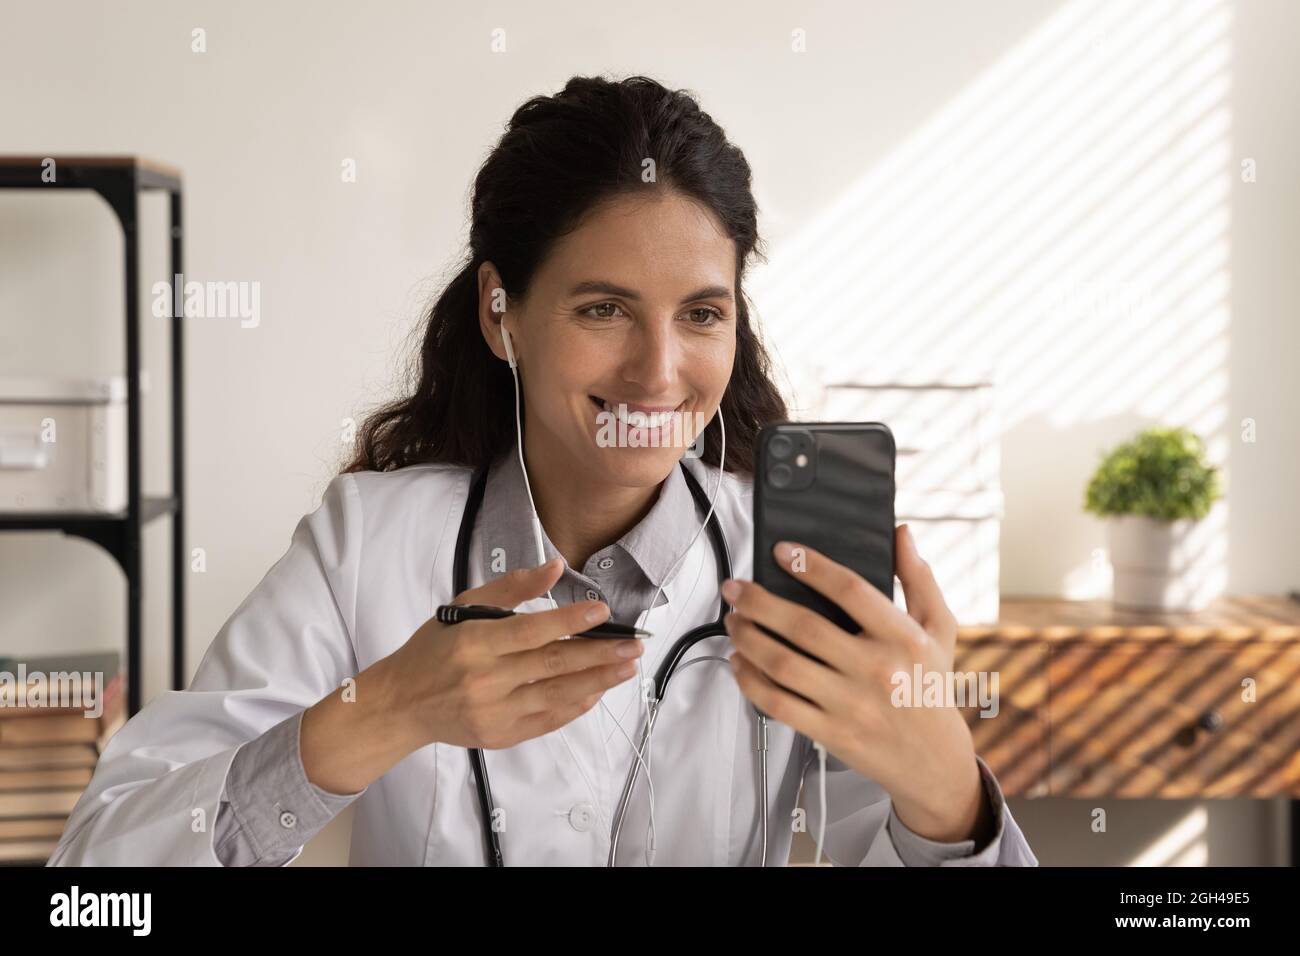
[477,261,515,364]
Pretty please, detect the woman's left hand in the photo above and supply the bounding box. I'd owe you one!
[723,524,993,845]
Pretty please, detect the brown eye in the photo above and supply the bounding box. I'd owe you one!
[686,307,723,326]
[580,302,623,320]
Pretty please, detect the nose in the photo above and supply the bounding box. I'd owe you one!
[620,315,679,396]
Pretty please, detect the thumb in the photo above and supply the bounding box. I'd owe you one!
[895,524,954,633]
[453,557,565,610]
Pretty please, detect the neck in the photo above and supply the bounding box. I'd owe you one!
[521,427,662,571]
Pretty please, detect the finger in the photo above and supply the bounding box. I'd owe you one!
[729,651,834,743]
[490,598,612,654]
[507,660,638,717]
[453,557,565,609]
[498,635,643,688]
[510,691,604,742]
[722,577,860,672]
[895,525,957,634]
[724,612,850,707]
[767,540,913,645]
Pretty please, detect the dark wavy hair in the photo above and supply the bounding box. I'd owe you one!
[341,74,787,477]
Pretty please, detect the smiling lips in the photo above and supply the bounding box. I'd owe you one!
[589,395,685,431]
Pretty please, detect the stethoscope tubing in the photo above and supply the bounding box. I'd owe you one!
[453,459,734,867]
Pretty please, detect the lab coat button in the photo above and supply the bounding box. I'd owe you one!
[568,802,596,832]
[597,557,614,570]
[279,810,297,829]
[585,588,600,601]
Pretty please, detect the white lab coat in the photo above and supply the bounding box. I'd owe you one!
[49,458,1036,866]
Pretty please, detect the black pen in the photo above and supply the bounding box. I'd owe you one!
[434,603,652,639]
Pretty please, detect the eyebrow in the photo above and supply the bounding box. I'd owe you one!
[567,279,734,303]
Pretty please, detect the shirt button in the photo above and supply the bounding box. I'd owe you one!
[568,802,596,832]
[597,557,614,570]
[585,588,600,601]
[279,810,297,829]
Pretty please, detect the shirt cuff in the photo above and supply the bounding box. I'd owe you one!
[886,754,1008,867]
[214,709,367,866]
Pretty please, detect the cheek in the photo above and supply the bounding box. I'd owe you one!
[692,337,736,400]
[529,331,610,400]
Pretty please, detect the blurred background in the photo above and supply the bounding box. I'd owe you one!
[1,0,1296,865]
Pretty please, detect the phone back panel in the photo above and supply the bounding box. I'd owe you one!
[752,422,896,640]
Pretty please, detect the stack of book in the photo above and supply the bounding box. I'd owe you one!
[0,652,124,864]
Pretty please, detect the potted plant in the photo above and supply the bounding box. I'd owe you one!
[1084,426,1223,611]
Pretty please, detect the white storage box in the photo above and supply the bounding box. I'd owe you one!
[819,382,999,492]
[0,376,128,513]
[816,380,1003,625]
[895,488,1003,626]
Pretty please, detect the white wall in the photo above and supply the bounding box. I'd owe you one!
[2,0,1295,866]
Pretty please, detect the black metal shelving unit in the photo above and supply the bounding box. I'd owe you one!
[0,155,185,717]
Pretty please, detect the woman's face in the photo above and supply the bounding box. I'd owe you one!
[480,189,738,489]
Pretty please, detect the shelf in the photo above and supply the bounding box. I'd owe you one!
[0,496,177,531]
[0,497,178,583]
[0,155,181,192]
[0,153,186,718]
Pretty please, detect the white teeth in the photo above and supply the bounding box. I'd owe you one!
[600,400,677,429]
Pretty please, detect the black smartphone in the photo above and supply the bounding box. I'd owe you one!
[752,422,896,656]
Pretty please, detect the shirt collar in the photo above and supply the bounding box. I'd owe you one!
[477,443,700,590]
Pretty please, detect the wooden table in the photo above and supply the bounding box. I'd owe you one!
[954,595,1300,813]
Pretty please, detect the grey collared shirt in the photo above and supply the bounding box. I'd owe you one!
[473,443,695,622]
[212,449,1002,865]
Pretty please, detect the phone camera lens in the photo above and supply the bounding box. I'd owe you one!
[769,435,793,459]
[769,463,792,488]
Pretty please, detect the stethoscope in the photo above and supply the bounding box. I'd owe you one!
[450,457,769,867]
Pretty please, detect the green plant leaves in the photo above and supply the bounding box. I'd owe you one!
[1084,426,1222,521]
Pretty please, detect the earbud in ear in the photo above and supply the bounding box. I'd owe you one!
[501,326,517,369]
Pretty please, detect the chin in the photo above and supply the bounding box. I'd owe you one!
[586,442,682,489]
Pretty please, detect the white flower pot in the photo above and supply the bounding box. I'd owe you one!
[1106,515,1207,612]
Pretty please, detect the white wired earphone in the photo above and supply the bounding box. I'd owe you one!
[501,323,665,853]
[501,321,829,867]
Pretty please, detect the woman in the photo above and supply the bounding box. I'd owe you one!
[50,75,1036,867]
